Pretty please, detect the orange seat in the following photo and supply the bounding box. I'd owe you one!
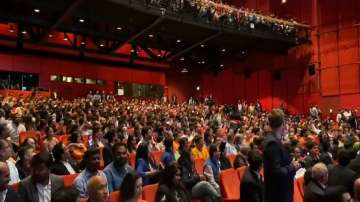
[57,134,69,145]
[10,182,19,192]
[142,183,159,202]
[63,173,79,187]
[194,158,205,175]
[227,154,236,167]
[296,176,305,198]
[79,198,87,202]
[219,169,240,201]
[151,151,164,165]
[236,166,247,182]
[109,191,120,202]
[128,153,136,168]
[293,180,303,202]
[19,131,39,145]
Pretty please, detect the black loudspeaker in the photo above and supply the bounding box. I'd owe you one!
[244,69,251,79]
[308,64,316,76]
[273,70,282,80]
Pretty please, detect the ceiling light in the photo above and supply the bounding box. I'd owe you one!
[201,61,205,64]
[100,43,104,47]
[34,9,40,13]
[148,34,154,38]
[157,54,161,57]
[81,41,86,45]
[220,64,224,67]
[79,18,85,23]
[63,37,68,41]
[9,25,14,33]
[48,34,53,38]
[221,48,226,52]
[176,39,181,43]
[130,49,135,53]
[196,86,200,91]
[250,23,255,29]
[200,44,205,48]
[116,27,122,30]
[181,68,188,73]
[21,30,27,34]
[281,0,287,4]
[180,57,185,61]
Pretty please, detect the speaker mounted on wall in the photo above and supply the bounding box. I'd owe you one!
[244,69,251,79]
[273,70,282,80]
[308,64,316,76]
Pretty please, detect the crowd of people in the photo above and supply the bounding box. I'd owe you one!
[143,0,307,36]
[0,92,358,202]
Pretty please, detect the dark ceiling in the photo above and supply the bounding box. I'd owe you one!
[0,0,309,70]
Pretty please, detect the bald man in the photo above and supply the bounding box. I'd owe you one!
[87,175,108,202]
[304,163,346,202]
[0,162,21,202]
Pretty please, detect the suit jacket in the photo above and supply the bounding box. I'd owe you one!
[348,155,360,176]
[304,180,345,202]
[240,168,264,202]
[51,161,80,175]
[19,174,64,202]
[4,186,22,202]
[263,133,296,202]
[328,164,356,195]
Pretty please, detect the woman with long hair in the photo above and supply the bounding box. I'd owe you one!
[135,143,159,185]
[120,171,146,202]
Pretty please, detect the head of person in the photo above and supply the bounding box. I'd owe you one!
[306,142,320,157]
[83,148,100,173]
[120,172,143,202]
[311,162,328,185]
[141,126,152,141]
[248,150,263,172]
[292,147,302,160]
[164,136,173,151]
[18,145,35,164]
[127,135,137,151]
[0,123,10,139]
[194,135,204,150]
[227,134,235,144]
[31,152,52,185]
[112,142,128,167]
[52,142,68,162]
[209,144,220,161]
[23,137,37,150]
[0,162,10,191]
[337,149,352,167]
[178,136,190,152]
[52,187,80,202]
[268,108,285,138]
[354,178,360,200]
[87,175,108,202]
[0,139,11,162]
[69,131,82,144]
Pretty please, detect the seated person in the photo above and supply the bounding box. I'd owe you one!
[203,144,221,194]
[161,137,176,167]
[240,150,264,202]
[19,152,64,202]
[51,142,80,175]
[219,141,232,170]
[74,148,107,198]
[104,142,133,193]
[16,145,35,180]
[155,162,191,202]
[120,172,146,202]
[52,187,80,202]
[87,175,109,202]
[191,136,209,160]
[0,139,20,185]
[67,131,87,163]
[135,143,159,186]
[0,162,21,202]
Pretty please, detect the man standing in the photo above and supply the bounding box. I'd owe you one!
[0,162,21,202]
[263,109,301,202]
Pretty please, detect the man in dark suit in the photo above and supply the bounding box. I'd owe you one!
[328,149,357,196]
[304,162,346,202]
[263,109,301,202]
[240,150,264,202]
[51,143,80,175]
[19,152,64,202]
[348,153,360,176]
[0,162,21,202]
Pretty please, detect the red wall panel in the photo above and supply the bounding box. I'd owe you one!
[339,64,360,94]
[321,67,339,96]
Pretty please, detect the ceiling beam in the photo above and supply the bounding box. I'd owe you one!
[39,0,86,42]
[165,32,222,62]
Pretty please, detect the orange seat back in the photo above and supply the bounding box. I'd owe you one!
[109,191,120,202]
[227,154,236,167]
[194,158,205,175]
[57,134,69,145]
[293,180,303,202]
[142,183,159,202]
[19,131,39,145]
[79,198,87,202]
[151,151,164,165]
[128,153,136,168]
[236,166,247,182]
[296,176,305,198]
[10,182,20,192]
[63,173,79,187]
[220,169,240,200]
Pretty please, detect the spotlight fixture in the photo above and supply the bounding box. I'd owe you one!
[180,57,185,61]
[116,27,122,30]
[157,54,161,57]
[221,48,226,52]
[48,34,53,38]
[81,41,86,45]
[201,61,205,64]
[181,68,188,73]
[148,34,154,38]
[196,86,200,91]
[200,44,205,48]
[100,43,104,47]
[8,25,14,33]
[176,39,181,43]
[281,0,287,4]
[63,37,68,41]
[33,9,40,13]
[79,18,85,23]
[220,64,224,67]
[21,30,27,34]
[250,23,255,29]
[130,49,135,53]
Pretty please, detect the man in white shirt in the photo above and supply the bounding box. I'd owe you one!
[19,152,64,202]
[225,134,237,156]
[0,139,19,185]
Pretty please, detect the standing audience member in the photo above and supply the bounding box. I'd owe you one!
[52,187,80,202]
[263,109,301,202]
[86,176,108,202]
[0,162,21,202]
[135,143,159,186]
[192,136,209,160]
[161,137,176,167]
[74,148,107,198]
[16,145,35,179]
[203,144,221,195]
[225,134,237,156]
[19,152,64,202]
[51,142,79,175]
[240,150,264,202]
[120,172,146,202]
[104,142,133,193]
[219,141,232,170]
[0,139,20,185]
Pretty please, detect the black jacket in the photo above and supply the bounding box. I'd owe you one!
[240,168,264,202]
[348,155,360,176]
[263,133,296,202]
[50,161,80,175]
[4,186,22,202]
[304,180,345,202]
[327,164,356,195]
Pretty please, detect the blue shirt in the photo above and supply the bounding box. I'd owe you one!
[104,162,133,193]
[161,149,175,166]
[136,158,151,185]
[74,169,107,197]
